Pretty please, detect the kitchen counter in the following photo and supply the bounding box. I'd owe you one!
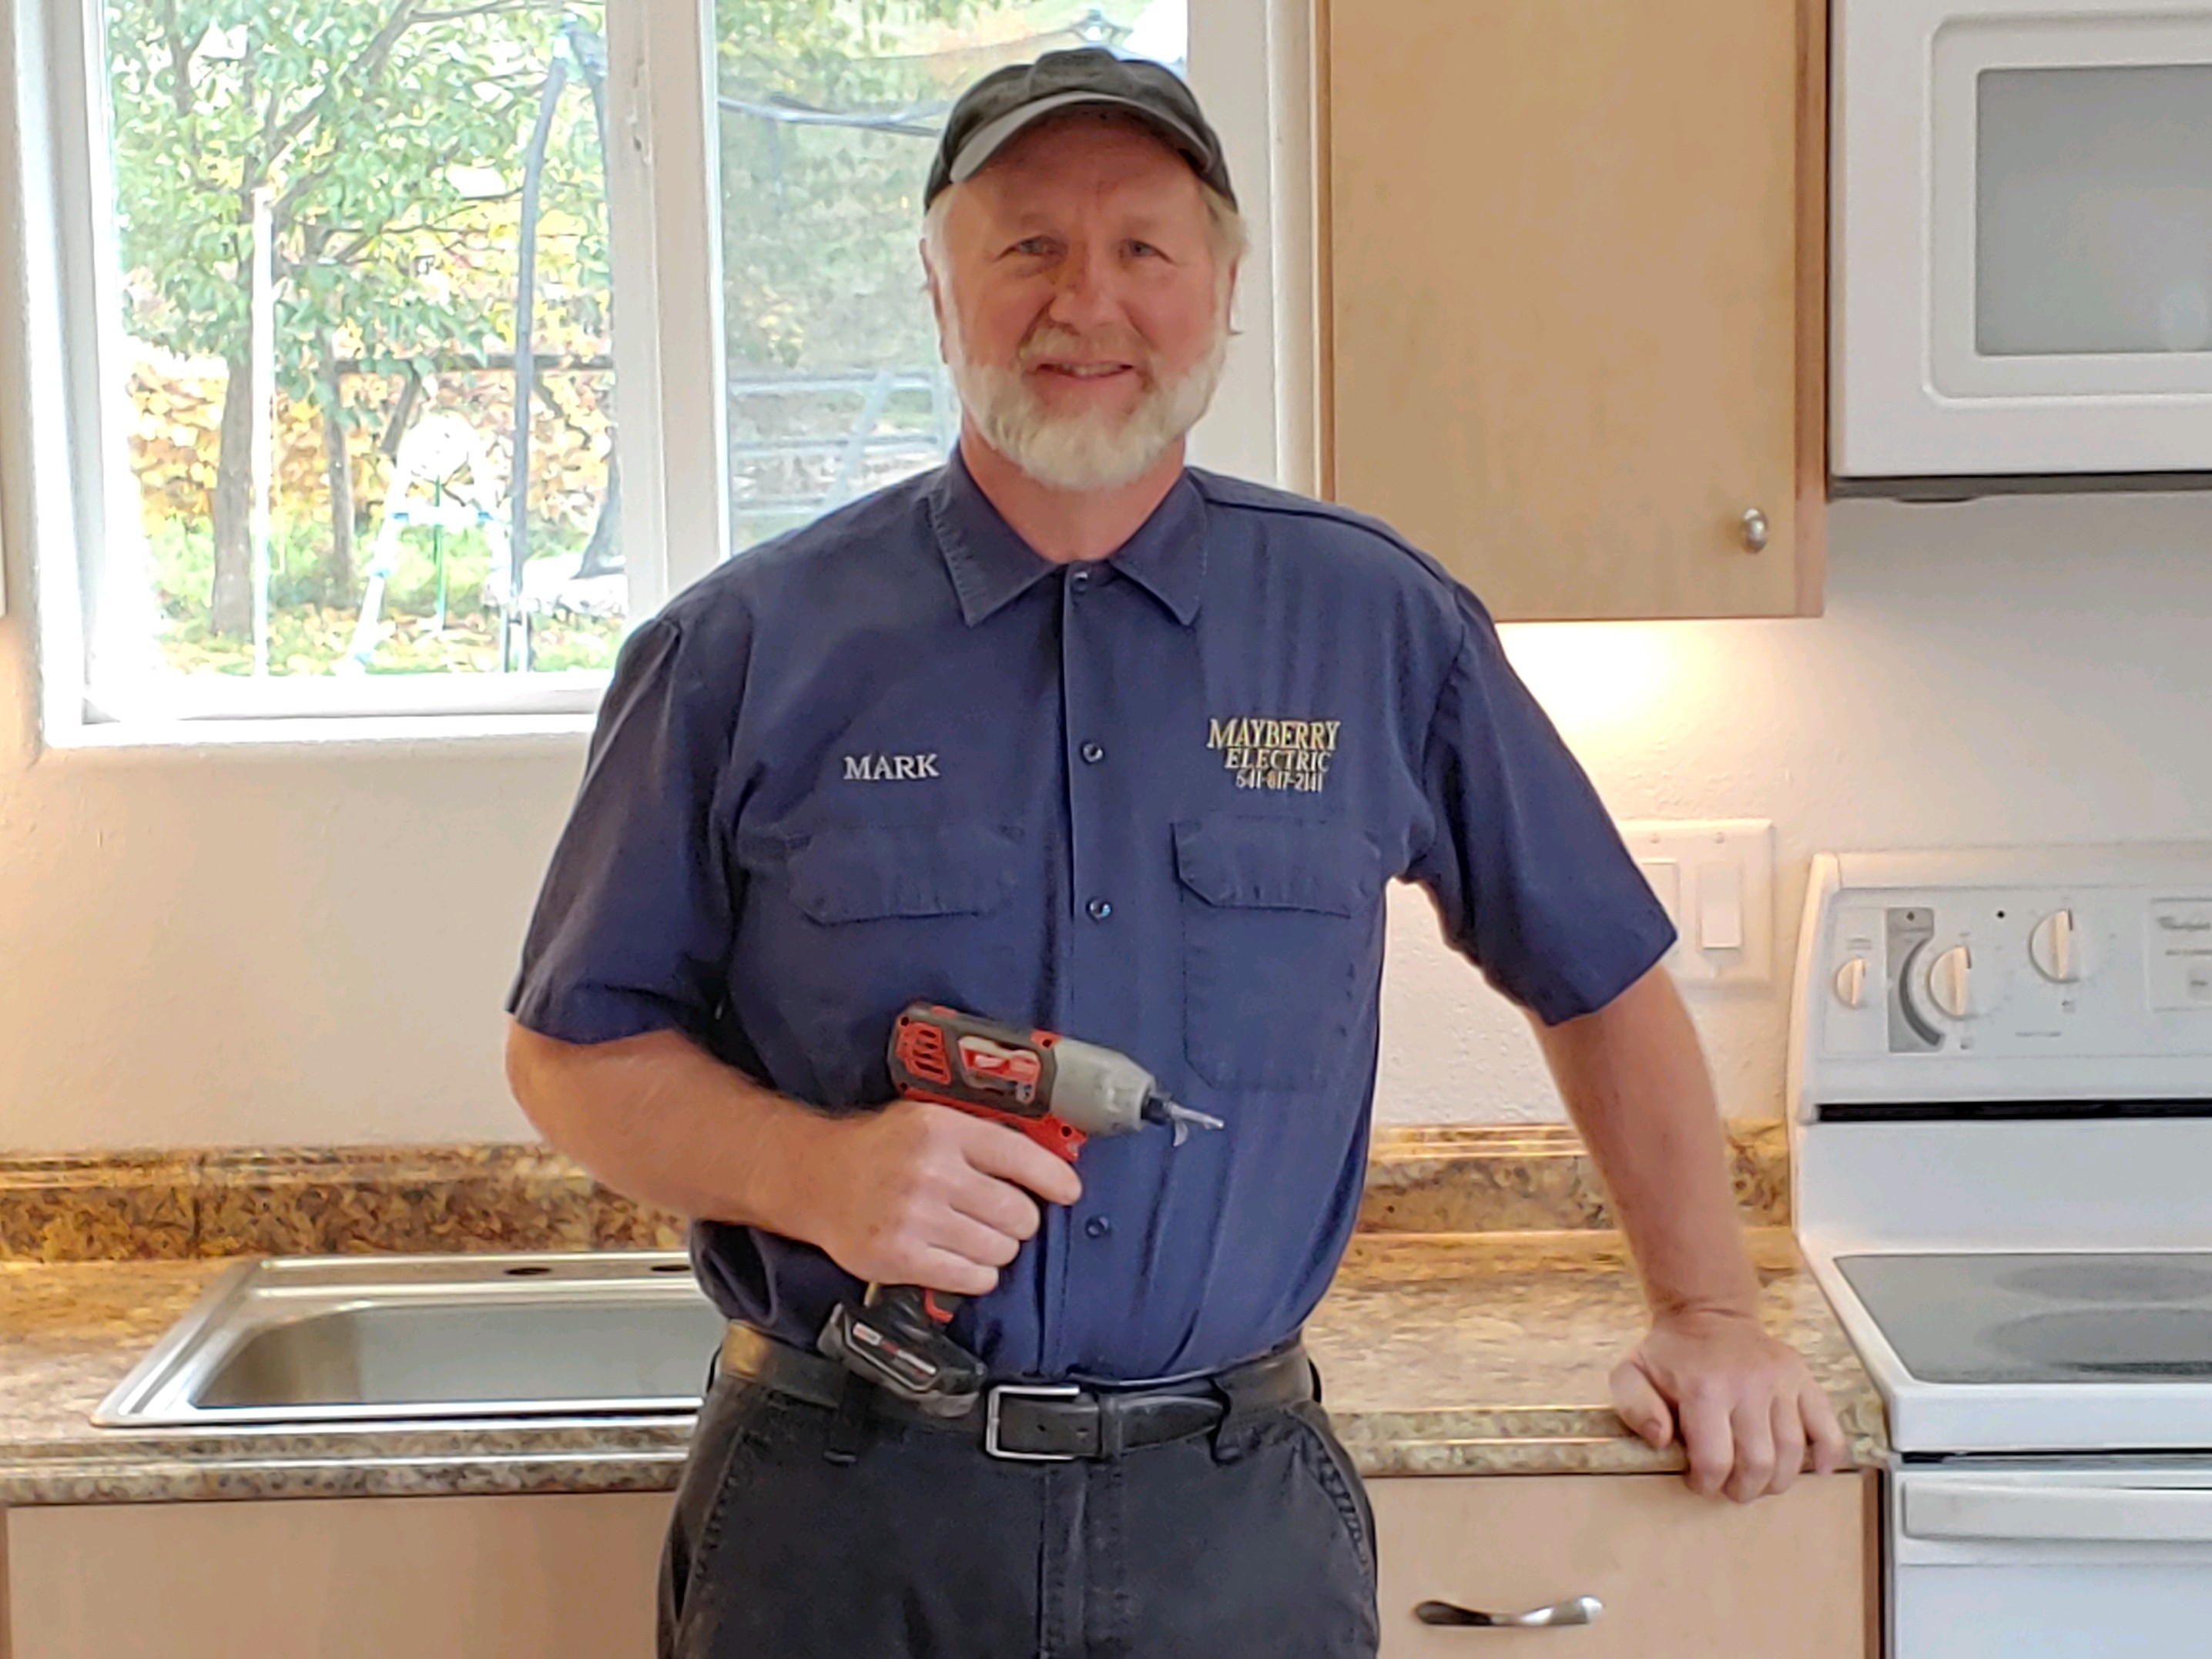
[0,1229,1884,1505]
[1309,1229,1885,1476]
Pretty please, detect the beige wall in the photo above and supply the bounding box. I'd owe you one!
[1380,491,2212,1121]
[2,494,2209,1148]
[0,706,581,1148]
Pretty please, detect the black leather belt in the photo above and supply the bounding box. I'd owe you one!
[718,1322,1315,1462]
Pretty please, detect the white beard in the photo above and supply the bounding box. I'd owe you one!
[946,320,1229,492]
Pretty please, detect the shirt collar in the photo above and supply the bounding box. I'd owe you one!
[927,448,1208,628]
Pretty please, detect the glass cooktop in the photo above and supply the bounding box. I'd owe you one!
[1836,1252,2212,1385]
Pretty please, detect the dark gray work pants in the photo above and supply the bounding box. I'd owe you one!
[657,1357,1382,1658]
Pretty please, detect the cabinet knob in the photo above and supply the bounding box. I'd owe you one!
[1414,1594,1604,1628]
[1739,507,1769,552]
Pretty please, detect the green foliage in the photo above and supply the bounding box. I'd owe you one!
[105,0,618,666]
[716,0,960,373]
[105,0,608,401]
[146,511,622,675]
[104,0,1168,669]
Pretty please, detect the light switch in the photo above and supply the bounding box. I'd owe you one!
[1618,819,1775,986]
[1698,860,1743,950]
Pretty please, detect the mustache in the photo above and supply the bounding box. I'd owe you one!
[1015,323,1158,377]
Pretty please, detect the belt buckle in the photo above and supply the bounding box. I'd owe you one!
[984,1382,1083,1462]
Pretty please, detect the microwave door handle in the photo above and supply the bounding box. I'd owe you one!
[1906,1483,2212,1545]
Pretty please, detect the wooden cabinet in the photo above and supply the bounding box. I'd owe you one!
[5,1473,1873,1656]
[1370,1473,1875,1657]
[1321,0,1827,620]
[3,1492,670,1658]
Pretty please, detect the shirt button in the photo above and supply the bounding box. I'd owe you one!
[1069,568,1092,592]
[1087,898,1113,922]
[1084,1215,1112,1240]
[1081,741,1105,764]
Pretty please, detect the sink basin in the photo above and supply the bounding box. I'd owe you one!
[94,1251,729,1428]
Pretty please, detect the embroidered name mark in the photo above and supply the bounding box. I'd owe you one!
[843,752,940,782]
[1206,717,1339,793]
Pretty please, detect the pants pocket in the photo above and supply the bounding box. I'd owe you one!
[659,1376,790,1651]
[1289,1403,1379,1594]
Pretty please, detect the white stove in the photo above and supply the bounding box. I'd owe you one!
[1790,846,2212,1659]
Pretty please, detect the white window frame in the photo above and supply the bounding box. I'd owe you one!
[2,0,1312,749]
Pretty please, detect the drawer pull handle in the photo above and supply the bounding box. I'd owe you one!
[1414,1594,1603,1629]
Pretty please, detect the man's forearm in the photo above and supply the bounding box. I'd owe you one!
[1532,964,1760,1320]
[504,1021,1084,1299]
[505,1021,819,1232]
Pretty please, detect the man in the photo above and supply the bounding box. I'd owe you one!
[506,48,1845,1659]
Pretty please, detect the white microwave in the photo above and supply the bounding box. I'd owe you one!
[1834,0,2212,482]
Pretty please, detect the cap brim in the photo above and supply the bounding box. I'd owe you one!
[947,91,1212,189]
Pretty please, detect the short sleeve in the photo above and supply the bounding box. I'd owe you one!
[1406,588,1676,1025]
[506,617,741,1044]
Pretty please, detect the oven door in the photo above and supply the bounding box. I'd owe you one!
[1894,1464,2212,1657]
[1834,0,2212,478]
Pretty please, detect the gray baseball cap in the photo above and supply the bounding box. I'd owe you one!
[925,47,1235,210]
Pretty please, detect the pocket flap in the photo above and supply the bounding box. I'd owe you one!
[784,821,1020,923]
[1172,819,1382,916]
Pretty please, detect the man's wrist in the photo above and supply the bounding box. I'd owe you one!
[1648,1289,1763,1328]
[728,1088,840,1242]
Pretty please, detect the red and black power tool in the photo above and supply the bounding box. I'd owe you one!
[816,1002,1222,1414]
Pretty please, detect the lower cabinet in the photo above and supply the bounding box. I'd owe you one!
[4,1491,672,1658]
[1370,1472,1876,1658]
[6,1470,1875,1656]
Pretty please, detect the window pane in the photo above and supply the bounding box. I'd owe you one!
[714,0,1188,557]
[102,0,621,685]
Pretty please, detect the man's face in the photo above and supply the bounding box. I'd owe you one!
[927,112,1234,492]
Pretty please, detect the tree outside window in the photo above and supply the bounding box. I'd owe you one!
[99,0,1183,689]
[105,0,618,680]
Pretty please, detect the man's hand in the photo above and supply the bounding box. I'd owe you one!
[1610,1309,1848,1503]
[776,1098,1084,1296]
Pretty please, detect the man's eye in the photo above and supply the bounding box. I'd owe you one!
[1126,240,1161,258]
[1012,237,1054,256]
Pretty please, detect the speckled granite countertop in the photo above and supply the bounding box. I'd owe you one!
[0,1229,1883,1505]
[1306,1231,1884,1476]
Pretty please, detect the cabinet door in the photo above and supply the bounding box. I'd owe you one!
[5,1491,671,1658]
[1322,0,1825,620]
[1370,1472,1873,1658]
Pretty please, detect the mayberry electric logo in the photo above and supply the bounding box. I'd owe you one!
[1206,716,1339,793]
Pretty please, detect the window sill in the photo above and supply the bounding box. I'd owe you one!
[39,710,597,762]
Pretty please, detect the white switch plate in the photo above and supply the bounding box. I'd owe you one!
[1618,819,1774,985]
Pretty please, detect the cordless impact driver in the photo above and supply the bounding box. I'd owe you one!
[817,1001,1222,1415]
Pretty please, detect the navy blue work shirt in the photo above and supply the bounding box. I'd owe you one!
[508,451,1673,1382]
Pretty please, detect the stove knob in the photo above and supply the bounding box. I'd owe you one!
[1832,957,1869,1008]
[2029,909,2083,983]
[1927,943,1975,1019]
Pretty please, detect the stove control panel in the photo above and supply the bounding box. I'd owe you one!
[1798,848,2212,1108]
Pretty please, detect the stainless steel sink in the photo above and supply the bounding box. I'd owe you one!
[94,1251,728,1427]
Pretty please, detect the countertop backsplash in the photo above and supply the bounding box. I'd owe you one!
[0,1120,1788,1264]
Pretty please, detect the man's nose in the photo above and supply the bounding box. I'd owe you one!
[1044,244,1123,332]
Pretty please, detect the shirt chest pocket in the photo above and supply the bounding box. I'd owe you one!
[760,821,1027,1100]
[1174,819,1384,1091]
[784,820,1021,924]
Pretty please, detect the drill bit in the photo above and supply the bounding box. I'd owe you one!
[1144,1094,1225,1146]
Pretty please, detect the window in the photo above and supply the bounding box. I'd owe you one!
[10,0,1299,736]
[90,0,622,720]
